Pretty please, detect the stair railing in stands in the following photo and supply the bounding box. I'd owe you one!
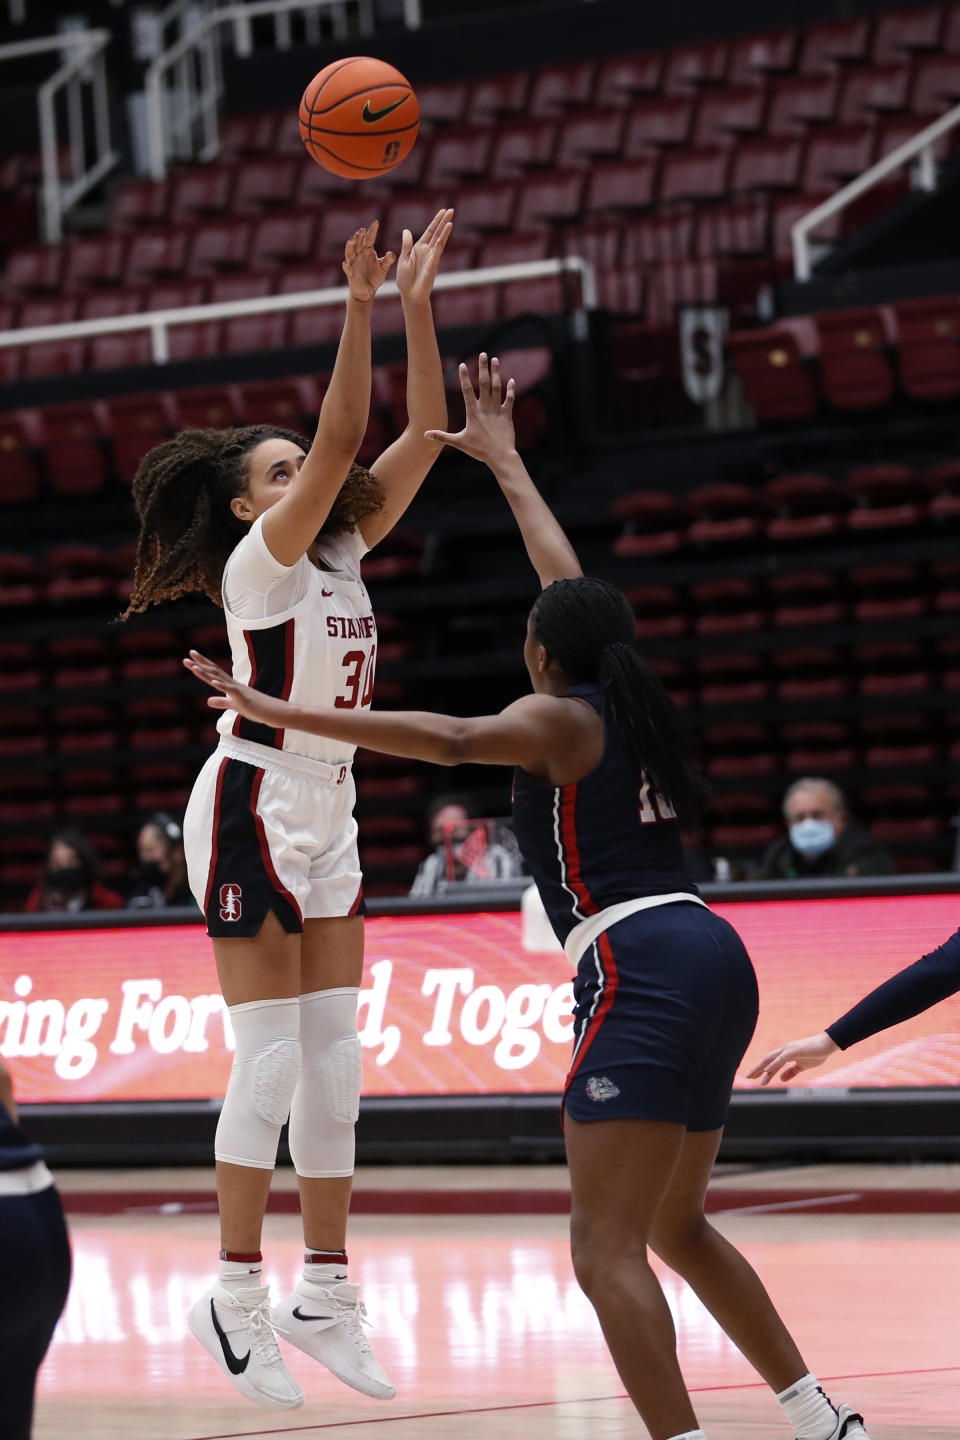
[0,29,118,243]
[0,256,597,365]
[792,100,960,282]
[144,0,422,183]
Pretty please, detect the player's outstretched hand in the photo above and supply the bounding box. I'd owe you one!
[342,220,395,302]
[184,651,294,730]
[747,1031,840,1086]
[396,207,454,305]
[425,353,516,465]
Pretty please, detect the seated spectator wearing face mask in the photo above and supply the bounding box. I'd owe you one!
[24,830,125,914]
[756,777,895,881]
[126,812,197,910]
[409,793,525,897]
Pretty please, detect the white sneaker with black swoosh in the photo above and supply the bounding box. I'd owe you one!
[824,1404,872,1440]
[188,1282,304,1410]
[273,1278,396,1399]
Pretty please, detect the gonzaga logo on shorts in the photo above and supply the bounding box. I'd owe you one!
[585,1075,620,1103]
[219,885,242,923]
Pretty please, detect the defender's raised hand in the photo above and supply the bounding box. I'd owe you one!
[396,207,454,306]
[425,353,517,466]
[185,651,296,731]
[341,220,395,302]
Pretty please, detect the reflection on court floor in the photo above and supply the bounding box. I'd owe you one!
[36,1209,959,1438]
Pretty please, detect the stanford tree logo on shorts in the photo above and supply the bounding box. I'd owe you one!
[219,884,242,922]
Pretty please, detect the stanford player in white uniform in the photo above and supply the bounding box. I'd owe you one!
[125,209,454,1411]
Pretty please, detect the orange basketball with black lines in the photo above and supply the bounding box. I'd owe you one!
[299,56,419,179]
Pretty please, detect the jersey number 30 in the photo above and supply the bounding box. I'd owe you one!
[335,647,376,709]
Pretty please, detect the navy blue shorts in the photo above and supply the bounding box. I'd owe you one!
[564,902,759,1132]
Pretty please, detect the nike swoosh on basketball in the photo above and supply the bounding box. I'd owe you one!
[362,97,406,124]
[210,1299,251,1374]
[292,1304,334,1322]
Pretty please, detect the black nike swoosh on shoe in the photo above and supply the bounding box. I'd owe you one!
[292,1305,335,1322]
[210,1298,251,1374]
[362,98,407,124]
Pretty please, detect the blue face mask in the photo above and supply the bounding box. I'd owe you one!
[789,818,836,858]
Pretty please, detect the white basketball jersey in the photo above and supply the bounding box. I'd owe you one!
[216,522,376,767]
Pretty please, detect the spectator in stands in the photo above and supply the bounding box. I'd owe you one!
[126,812,197,910]
[756,777,894,880]
[409,792,525,896]
[24,830,124,914]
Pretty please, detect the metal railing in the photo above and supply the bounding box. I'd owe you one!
[792,100,960,282]
[144,0,422,182]
[0,29,118,243]
[0,257,597,366]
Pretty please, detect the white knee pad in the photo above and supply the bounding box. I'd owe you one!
[215,997,301,1170]
[288,987,361,1179]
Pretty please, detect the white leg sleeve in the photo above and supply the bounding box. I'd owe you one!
[288,987,361,1179]
[215,997,301,1170]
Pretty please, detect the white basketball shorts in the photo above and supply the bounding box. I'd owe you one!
[183,736,364,938]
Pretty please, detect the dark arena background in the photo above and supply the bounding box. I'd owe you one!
[0,2,959,1437]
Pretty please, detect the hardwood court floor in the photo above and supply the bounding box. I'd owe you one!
[34,1165,959,1440]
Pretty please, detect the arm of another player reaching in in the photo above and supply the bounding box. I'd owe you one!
[261,222,395,566]
[0,1057,18,1121]
[185,650,584,770]
[359,208,454,549]
[748,924,960,1084]
[426,353,582,589]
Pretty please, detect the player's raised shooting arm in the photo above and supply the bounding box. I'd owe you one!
[185,653,583,771]
[426,354,582,588]
[261,223,394,567]
[359,208,453,550]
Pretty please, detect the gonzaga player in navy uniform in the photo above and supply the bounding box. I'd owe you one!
[124,210,453,1410]
[185,355,872,1440]
[0,1057,71,1439]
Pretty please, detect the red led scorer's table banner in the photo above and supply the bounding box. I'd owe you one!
[3,894,960,1104]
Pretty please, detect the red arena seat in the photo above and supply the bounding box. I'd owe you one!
[872,6,943,65]
[767,74,840,135]
[622,98,694,153]
[838,66,912,127]
[110,178,170,231]
[815,307,896,410]
[846,466,934,532]
[729,29,800,86]
[799,18,872,76]
[726,322,819,422]
[659,148,731,204]
[488,118,559,179]
[594,53,664,106]
[556,107,627,168]
[893,295,960,401]
[466,70,532,126]
[528,61,598,117]
[693,87,767,148]
[763,473,852,540]
[663,42,730,95]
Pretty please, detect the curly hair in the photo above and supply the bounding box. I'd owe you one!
[122,424,385,617]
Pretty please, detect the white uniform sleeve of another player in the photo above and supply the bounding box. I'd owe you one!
[222,515,311,620]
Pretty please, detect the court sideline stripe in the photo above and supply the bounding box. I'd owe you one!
[185,1365,960,1439]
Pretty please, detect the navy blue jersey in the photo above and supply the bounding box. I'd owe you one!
[0,1101,44,1172]
[512,682,698,945]
[827,924,960,1050]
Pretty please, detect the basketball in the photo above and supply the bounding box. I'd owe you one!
[299,56,419,179]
